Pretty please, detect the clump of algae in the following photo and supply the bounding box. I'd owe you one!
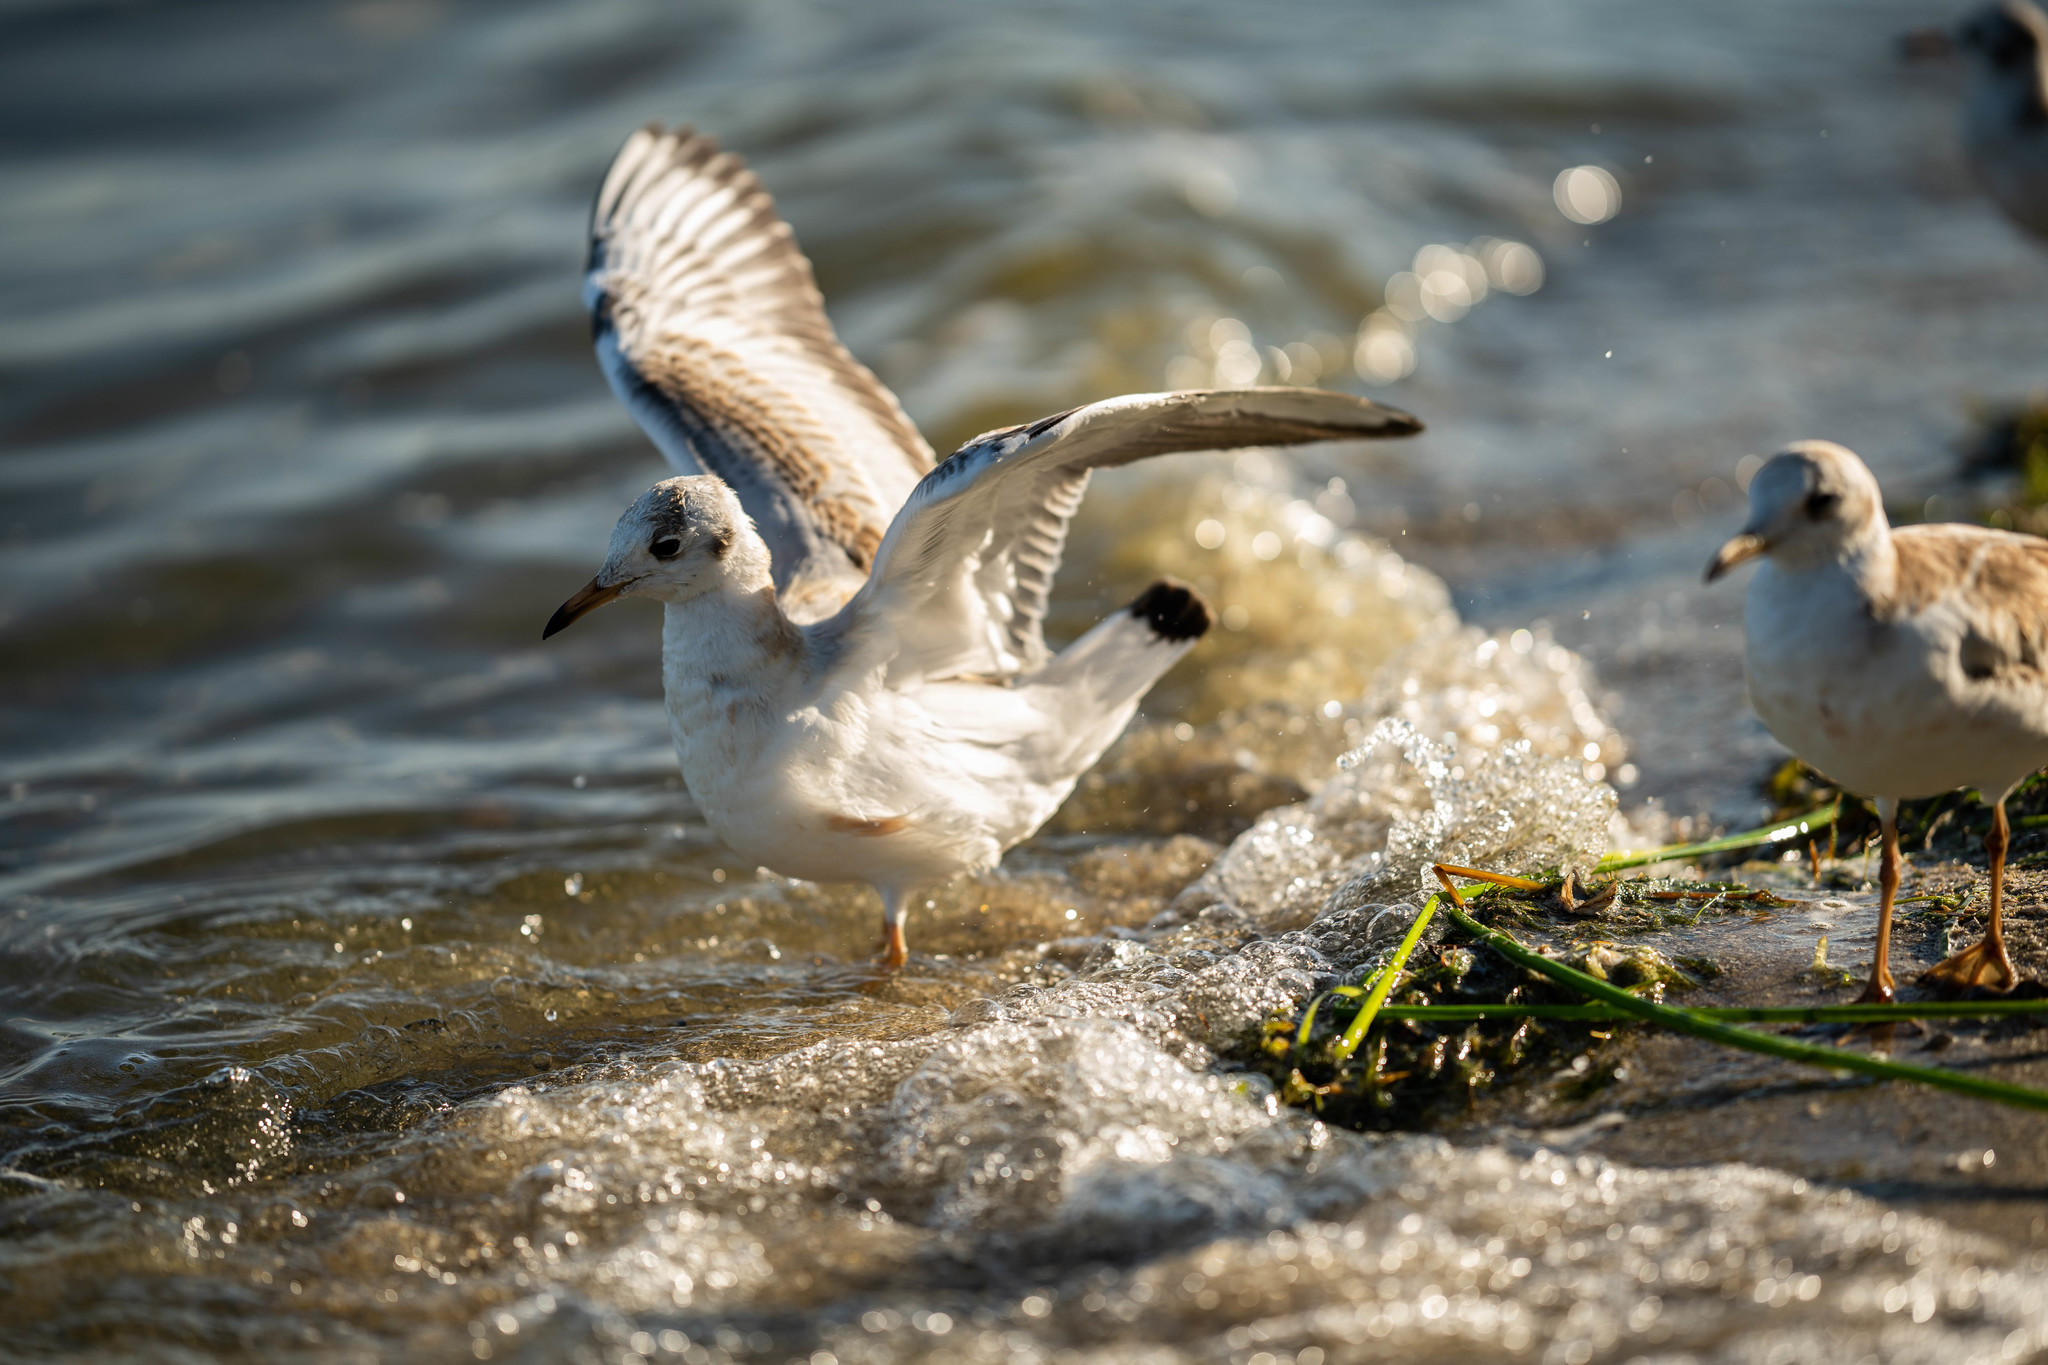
[1255,880,1701,1133]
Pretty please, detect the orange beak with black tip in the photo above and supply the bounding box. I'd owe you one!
[542,577,627,639]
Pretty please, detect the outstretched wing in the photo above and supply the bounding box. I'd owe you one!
[815,388,1423,681]
[587,124,935,622]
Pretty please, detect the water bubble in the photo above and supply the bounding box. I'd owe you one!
[1282,340,1324,382]
[1478,239,1545,294]
[1413,244,1483,321]
[1207,317,1251,350]
[1354,321,1415,384]
[1554,165,1622,225]
[563,873,583,897]
[1381,272,1427,323]
[1418,271,1472,322]
[1214,337,1263,386]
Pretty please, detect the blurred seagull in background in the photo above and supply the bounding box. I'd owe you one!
[1708,441,2048,1001]
[544,125,1423,966]
[1906,0,2048,240]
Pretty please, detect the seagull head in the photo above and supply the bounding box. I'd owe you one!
[543,476,751,638]
[1945,0,2048,139]
[1957,1,2048,78]
[1706,440,1886,582]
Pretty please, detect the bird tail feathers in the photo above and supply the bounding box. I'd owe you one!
[1027,578,1210,721]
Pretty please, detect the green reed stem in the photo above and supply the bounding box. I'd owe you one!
[1296,975,1381,1050]
[1327,894,1441,1064]
[1595,801,1841,873]
[1434,898,2048,1114]
[1364,1001,2048,1024]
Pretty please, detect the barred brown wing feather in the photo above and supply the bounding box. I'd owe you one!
[1890,524,2048,679]
[587,124,934,621]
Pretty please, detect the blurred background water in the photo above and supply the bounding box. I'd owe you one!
[6,1,2048,1361]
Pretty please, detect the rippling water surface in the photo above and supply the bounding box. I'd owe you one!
[7,1,2048,1360]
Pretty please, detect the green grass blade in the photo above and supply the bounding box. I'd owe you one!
[1296,980,1382,1049]
[1596,801,1840,873]
[1434,898,2048,1114]
[1371,1001,2048,1024]
[1328,894,1440,1063]
[1377,1004,1623,1022]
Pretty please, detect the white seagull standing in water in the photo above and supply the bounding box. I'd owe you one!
[1708,441,2047,1000]
[544,126,1423,965]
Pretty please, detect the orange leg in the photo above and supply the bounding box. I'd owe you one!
[1920,799,2019,993]
[1857,799,1899,1004]
[875,888,910,969]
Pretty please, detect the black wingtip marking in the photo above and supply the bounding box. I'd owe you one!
[1128,578,1211,643]
[1025,405,1081,439]
[1381,407,1425,436]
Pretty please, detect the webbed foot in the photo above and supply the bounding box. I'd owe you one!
[1919,934,2017,994]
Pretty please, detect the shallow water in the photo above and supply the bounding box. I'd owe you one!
[6,1,2048,1360]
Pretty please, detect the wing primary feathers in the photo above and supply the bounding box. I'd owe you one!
[585,123,934,621]
[817,387,1421,682]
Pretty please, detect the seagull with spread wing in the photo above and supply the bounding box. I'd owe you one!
[544,125,1423,966]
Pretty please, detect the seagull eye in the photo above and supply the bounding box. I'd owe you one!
[1804,491,1840,521]
[651,536,682,559]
